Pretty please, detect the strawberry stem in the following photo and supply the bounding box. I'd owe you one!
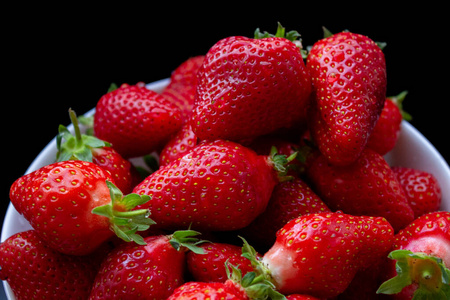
[92,180,155,245]
[69,108,83,143]
[56,108,111,162]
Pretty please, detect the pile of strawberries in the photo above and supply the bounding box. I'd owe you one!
[1,24,449,300]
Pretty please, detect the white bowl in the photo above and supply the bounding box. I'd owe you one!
[2,78,449,299]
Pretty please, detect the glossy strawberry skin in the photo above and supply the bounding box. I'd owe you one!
[91,146,135,194]
[307,32,387,166]
[192,35,311,142]
[187,242,258,283]
[241,177,331,249]
[133,140,278,231]
[94,83,183,158]
[89,234,186,299]
[162,55,205,122]
[392,166,442,218]
[262,212,394,298]
[159,123,198,167]
[0,230,101,300]
[9,161,114,255]
[167,281,248,300]
[306,148,414,231]
[366,97,403,155]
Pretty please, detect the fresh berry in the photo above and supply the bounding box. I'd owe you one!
[159,123,198,167]
[9,160,152,255]
[367,91,411,155]
[0,230,102,299]
[93,82,183,158]
[377,211,450,299]
[57,108,136,193]
[89,230,204,299]
[392,166,442,218]
[240,177,330,249]
[133,139,295,231]
[167,281,248,299]
[192,23,311,142]
[162,55,205,122]
[306,148,414,231]
[168,260,283,299]
[187,241,259,283]
[307,30,387,166]
[259,212,394,298]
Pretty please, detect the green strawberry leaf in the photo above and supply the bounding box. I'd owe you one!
[92,180,154,245]
[169,229,207,254]
[377,249,450,299]
[56,108,110,162]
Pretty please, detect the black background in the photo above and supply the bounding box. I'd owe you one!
[1,5,448,296]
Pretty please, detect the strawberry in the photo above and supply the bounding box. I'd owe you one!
[306,147,415,231]
[89,230,204,300]
[254,212,394,298]
[9,160,153,255]
[0,230,105,299]
[133,139,296,231]
[240,177,331,250]
[93,82,183,158]
[159,123,198,167]
[162,55,205,122]
[57,108,136,193]
[187,241,259,283]
[167,281,249,299]
[377,211,450,299]
[392,166,442,218]
[307,30,387,166]
[191,23,311,142]
[169,261,283,299]
[367,91,411,155]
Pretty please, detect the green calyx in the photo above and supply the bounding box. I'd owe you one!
[230,236,285,300]
[168,229,207,254]
[268,146,297,182]
[377,249,450,300]
[56,108,110,162]
[254,22,306,58]
[389,90,412,121]
[92,181,155,245]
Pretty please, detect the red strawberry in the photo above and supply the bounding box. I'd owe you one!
[133,139,295,231]
[159,123,198,167]
[306,148,414,231]
[307,30,387,166]
[162,55,205,122]
[57,108,136,193]
[187,241,259,283]
[167,281,248,300]
[367,91,411,155]
[191,23,312,142]
[257,212,394,298]
[169,260,283,299]
[392,166,442,218]
[377,211,450,299]
[89,230,204,300]
[93,82,183,158]
[0,230,103,299]
[240,177,331,249]
[9,160,153,255]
